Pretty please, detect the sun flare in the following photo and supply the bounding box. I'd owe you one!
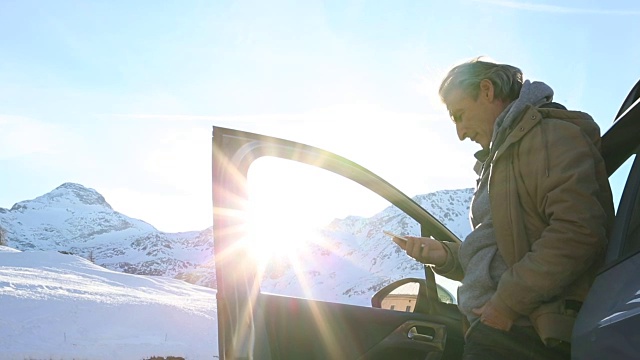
[245,205,314,265]
[247,159,336,262]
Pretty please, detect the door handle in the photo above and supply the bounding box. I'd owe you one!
[408,325,435,342]
[357,320,447,359]
[408,329,434,342]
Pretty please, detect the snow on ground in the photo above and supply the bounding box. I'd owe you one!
[0,247,218,360]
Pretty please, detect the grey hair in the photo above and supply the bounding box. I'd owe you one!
[439,58,524,104]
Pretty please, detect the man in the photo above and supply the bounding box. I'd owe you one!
[393,58,614,359]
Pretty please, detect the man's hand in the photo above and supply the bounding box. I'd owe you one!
[393,236,447,267]
[472,302,515,331]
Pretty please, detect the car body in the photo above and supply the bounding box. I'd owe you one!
[212,79,640,359]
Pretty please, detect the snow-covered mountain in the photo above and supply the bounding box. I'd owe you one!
[259,188,474,305]
[0,183,473,299]
[0,183,215,285]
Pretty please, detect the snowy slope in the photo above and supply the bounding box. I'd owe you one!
[0,247,217,360]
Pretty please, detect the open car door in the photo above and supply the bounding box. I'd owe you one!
[212,127,465,360]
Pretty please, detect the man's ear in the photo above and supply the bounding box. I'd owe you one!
[480,79,495,102]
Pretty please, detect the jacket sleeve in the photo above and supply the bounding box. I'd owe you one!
[490,117,611,317]
[433,241,465,281]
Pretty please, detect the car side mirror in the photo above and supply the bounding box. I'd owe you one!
[371,278,425,312]
[371,277,456,312]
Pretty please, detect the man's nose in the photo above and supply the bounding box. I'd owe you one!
[455,122,466,141]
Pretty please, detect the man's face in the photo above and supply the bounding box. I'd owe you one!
[445,82,506,150]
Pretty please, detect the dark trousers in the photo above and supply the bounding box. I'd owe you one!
[463,321,570,360]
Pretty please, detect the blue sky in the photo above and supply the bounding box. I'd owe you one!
[1,0,639,232]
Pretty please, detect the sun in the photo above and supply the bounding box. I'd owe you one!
[244,157,329,267]
[245,201,312,264]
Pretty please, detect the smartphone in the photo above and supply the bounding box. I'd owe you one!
[383,230,409,243]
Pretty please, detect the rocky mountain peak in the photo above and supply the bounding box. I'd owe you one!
[10,182,112,212]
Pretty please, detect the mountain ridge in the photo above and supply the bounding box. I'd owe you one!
[0,183,213,284]
[0,182,473,298]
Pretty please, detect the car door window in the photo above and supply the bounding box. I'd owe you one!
[213,127,468,360]
[610,155,636,213]
[622,181,640,257]
[605,151,640,265]
[246,156,463,307]
[619,155,640,258]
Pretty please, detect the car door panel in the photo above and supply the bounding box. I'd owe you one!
[212,126,463,360]
[573,153,640,358]
[572,251,640,359]
[257,293,455,360]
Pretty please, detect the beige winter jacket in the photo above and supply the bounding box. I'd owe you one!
[444,105,614,345]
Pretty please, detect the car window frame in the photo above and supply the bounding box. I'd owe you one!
[211,126,465,359]
[604,148,640,266]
